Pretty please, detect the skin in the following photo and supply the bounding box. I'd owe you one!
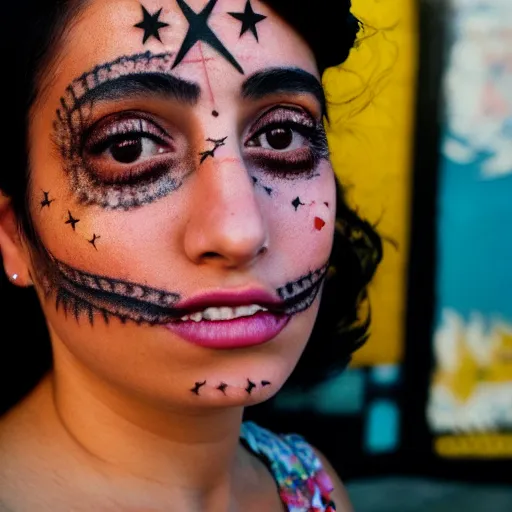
[0,0,352,510]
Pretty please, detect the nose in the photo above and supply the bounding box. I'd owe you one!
[183,154,269,270]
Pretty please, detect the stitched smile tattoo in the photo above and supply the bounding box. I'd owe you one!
[41,255,329,327]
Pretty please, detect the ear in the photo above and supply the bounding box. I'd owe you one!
[0,192,33,287]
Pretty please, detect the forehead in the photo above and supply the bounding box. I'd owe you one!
[52,0,318,98]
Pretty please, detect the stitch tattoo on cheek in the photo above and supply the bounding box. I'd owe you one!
[199,136,228,163]
[292,197,305,211]
[65,211,80,231]
[134,5,170,44]
[251,176,273,197]
[52,52,196,210]
[40,191,55,210]
[173,0,244,74]
[228,0,267,42]
[245,379,256,394]
[88,234,101,250]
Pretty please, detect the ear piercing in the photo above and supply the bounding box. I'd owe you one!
[11,274,18,282]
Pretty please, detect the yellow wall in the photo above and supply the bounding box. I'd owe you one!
[323,0,418,365]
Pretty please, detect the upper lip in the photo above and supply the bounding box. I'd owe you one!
[174,289,285,314]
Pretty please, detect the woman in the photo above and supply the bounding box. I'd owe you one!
[0,0,381,510]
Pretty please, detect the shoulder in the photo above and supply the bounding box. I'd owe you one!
[241,422,354,511]
[311,446,354,512]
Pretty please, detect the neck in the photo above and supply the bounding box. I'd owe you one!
[44,361,252,508]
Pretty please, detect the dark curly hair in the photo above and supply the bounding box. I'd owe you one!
[0,0,382,415]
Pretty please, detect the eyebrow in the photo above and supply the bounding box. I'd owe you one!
[73,73,201,110]
[241,68,327,115]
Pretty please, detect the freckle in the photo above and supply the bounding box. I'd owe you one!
[314,217,326,231]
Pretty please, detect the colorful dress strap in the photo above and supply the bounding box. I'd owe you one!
[240,421,336,512]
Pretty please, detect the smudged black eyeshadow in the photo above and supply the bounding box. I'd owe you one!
[52,52,197,210]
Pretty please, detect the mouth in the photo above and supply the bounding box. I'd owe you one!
[49,258,329,331]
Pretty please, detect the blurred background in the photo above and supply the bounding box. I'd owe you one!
[248,0,512,509]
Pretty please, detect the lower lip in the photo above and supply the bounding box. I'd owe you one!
[164,312,290,349]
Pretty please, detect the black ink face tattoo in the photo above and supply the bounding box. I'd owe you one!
[292,197,305,211]
[228,0,267,42]
[199,136,228,163]
[52,52,200,210]
[263,186,272,196]
[250,176,272,196]
[212,110,219,117]
[41,251,326,326]
[261,380,271,387]
[278,263,329,315]
[65,211,80,231]
[173,0,244,74]
[88,234,101,250]
[40,191,55,210]
[217,382,228,395]
[134,5,170,44]
[41,255,181,326]
[191,381,207,395]
[245,379,256,394]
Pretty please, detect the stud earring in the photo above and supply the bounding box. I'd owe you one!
[12,274,18,281]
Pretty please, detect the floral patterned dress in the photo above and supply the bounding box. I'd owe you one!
[240,421,337,512]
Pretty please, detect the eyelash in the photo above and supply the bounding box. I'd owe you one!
[245,107,329,178]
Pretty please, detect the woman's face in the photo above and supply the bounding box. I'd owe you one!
[28,0,336,409]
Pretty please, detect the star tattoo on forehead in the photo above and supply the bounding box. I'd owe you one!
[173,0,244,74]
[134,5,170,44]
[228,0,267,42]
[65,211,80,231]
[199,136,228,163]
[40,191,55,210]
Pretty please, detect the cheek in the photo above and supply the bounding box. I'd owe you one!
[268,166,336,266]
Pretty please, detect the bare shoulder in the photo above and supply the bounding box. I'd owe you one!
[312,446,354,512]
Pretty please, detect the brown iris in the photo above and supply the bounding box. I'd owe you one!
[111,139,144,163]
[266,127,293,150]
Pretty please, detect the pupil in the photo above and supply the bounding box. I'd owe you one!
[111,139,143,163]
[266,128,293,150]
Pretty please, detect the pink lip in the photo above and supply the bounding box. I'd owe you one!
[165,312,290,349]
[164,289,289,349]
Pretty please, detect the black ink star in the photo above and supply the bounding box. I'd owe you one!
[228,0,267,42]
[173,0,244,74]
[245,379,256,395]
[65,211,80,231]
[199,136,228,163]
[191,381,207,395]
[264,186,273,196]
[134,5,170,44]
[252,176,258,184]
[261,380,271,387]
[292,197,305,211]
[40,191,55,209]
[88,234,101,250]
[217,382,228,395]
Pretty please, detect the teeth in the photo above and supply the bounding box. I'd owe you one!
[180,304,268,322]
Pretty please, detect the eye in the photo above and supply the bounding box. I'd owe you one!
[106,135,168,164]
[249,126,308,152]
[81,115,176,185]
